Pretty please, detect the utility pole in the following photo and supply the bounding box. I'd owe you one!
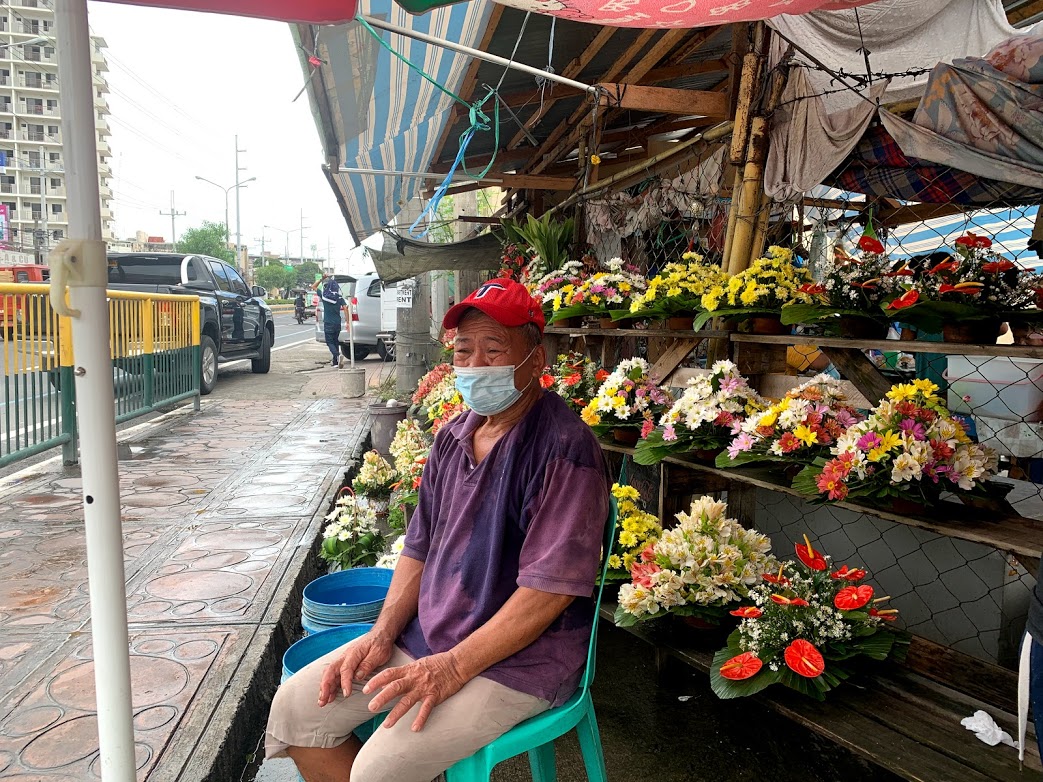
[327,237,331,273]
[234,135,247,276]
[159,190,185,251]
[39,144,47,256]
[299,208,307,266]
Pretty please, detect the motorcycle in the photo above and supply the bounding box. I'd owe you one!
[294,304,306,325]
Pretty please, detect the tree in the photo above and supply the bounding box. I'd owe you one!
[255,263,295,293]
[178,221,234,264]
[294,261,323,287]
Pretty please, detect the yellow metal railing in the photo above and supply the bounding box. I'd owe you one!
[0,284,201,466]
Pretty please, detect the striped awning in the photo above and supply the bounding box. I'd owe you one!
[887,206,1041,265]
[297,0,493,242]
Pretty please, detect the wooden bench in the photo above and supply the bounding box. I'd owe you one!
[601,603,1040,781]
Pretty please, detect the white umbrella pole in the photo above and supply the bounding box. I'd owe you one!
[54,1,136,780]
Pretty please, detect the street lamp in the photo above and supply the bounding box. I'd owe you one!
[264,224,303,261]
[194,174,255,246]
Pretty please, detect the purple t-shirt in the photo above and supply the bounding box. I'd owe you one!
[399,391,610,707]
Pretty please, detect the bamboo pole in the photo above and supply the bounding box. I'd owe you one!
[747,62,790,265]
[727,115,769,275]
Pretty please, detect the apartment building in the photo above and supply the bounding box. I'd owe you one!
[0,0,114,259]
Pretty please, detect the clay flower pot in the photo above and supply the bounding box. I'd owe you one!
[942,320,1001,344]
[612,427,640,446]
[837,316,888,340]
[666,316,694,331]
[749,315,790,335]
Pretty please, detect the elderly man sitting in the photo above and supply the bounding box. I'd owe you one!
[265,279,611,782]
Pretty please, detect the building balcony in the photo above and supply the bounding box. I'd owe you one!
[0,104,12,115]
[12,0,53,13]
[18,76,57,91]
[0,183,14,194]
[20,105,58,117]
[20,131,60,144]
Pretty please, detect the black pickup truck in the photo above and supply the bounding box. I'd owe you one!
[107,252,275,394]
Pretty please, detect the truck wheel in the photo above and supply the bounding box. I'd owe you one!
[340,344,369,361]
[200,334,218,395]
[377,338,394,361]
[252,329,272,374]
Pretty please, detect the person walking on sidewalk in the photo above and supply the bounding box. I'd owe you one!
[320,277,347,367]
[265,279,611,782]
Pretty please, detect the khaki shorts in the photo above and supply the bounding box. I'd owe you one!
[265,644,549,782]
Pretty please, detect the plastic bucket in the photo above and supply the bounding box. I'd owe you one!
[302,567,393,624]
[282,623,372,680]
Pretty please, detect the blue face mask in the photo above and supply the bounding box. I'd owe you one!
[454,346,538,417]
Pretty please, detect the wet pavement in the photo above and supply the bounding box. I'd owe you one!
[0,337,376,781]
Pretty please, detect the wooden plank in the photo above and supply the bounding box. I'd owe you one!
[733,341,788,377]
[901,636,1021,715]
[820,346,893,406]
[598,443,1043,559]
[649,337,702,384]
[726,482,757,528]
[545,328,728,339]
[597,84,731,118]
[731,332,1043,359]
[641,58,730,84]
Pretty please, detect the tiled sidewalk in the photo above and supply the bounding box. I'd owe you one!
[0,395,370,780]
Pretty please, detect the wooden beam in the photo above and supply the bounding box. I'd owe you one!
[505,25,620,150]
[433,173,577,199]
[668,26,723,65]
[819,347,893,405]
[597,84,730,118]
[425,4,505,177]
[641,58,729,84]
[455,215,501,224]
[429,147,533,174]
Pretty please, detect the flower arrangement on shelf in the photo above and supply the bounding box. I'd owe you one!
[886,232,1042,340]
[780,231,903,337]
[626,252,728,323]
[539,351,609,414]
[792,379,999,505]
[711,536,906,701]
[411,363,467,433]
[635,360,764,466]
[532,261,586,315]
[717,375,864,471]
[352,450,399,499]
[604,483,662,582]
[615,496,775,627]
[320,491,386,571]
[498,243,532,282]
[579,357,673,440]
[694,246,815,331]
[549,257,647,324]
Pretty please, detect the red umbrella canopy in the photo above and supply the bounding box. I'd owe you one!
[103,0,359,24]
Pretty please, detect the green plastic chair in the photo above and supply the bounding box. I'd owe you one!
[356,497,618,781]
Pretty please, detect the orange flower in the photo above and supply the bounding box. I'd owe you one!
[887,290,919,310]
[784,639,825,678]
[539,374,555,389]
[720,651,763,680]
[730,606,763,618]
[595,369,610,382]
[795,534,827,571]
[771,594,809,607]
[834,584,874,611]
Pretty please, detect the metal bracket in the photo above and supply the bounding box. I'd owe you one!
[47,237,107,318]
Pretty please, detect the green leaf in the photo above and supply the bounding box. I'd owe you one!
[790,464,824,496]
[613,604,639,627]
[634,430,675,465]
[780,303,838,326]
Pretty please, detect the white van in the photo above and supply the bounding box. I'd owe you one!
[314,272,396,360]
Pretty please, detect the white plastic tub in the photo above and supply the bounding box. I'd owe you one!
[945,356,1043,422]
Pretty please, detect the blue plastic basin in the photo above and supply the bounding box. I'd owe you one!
[282,623,372,679]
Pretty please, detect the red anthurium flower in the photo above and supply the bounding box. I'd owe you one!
[982,259,1016,274]
[927,259,957,274]
[730,606,763,618]
[956,232,992,249]
[720,652,763,680]
[799,283,826,295]
[539,374,555,389]
[795,535,827,571]
[594,369,610,382]
[771,594,810,607]
[850,279,880,290]
[885,263,914,277]
[834,584,874,610]
[763,564,789,585]
[870,608,899,621]
[939,282,983,296]
[784,639,825,678]
[831,565,866,581]
[887,290,919,310]
[858,235,885,254]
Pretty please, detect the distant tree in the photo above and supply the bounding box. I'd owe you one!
[294,260,323,287]
[178,221,234,264]
[255,263,295,293]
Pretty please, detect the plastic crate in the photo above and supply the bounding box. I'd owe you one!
[945,356,1043,423]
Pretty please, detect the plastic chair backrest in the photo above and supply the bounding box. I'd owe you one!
[576,494,618,695]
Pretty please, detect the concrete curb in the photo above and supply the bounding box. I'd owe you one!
[184,411,372,782]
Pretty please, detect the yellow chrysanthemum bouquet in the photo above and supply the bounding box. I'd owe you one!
[625,252,728,325]
[603,483,662,582]
[693,247,815,331]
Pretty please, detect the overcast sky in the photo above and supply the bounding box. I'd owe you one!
[84,1,371,272]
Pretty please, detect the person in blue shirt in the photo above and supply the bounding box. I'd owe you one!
[320,278,347,367]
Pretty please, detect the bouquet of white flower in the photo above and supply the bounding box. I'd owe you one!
[352,450,398,499]
[320,491,385,570]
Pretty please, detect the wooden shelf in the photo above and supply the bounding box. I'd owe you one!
[544,327,729,338]
[600,441,1043,559]
[731,332,1043,359]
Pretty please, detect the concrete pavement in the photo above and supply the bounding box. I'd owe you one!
[0,335,382,781]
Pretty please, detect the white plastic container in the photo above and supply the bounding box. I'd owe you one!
[945,355,1043,422]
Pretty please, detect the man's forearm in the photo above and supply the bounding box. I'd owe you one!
[449,587,575,681]
[371,555,423,643]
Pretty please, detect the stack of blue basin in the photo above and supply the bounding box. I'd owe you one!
[301,566,394,635]
[281,623,372,682]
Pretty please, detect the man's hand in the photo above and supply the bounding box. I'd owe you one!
[317,632,395,707]
[362,652,467,732]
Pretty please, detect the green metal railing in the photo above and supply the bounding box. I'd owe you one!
[0,284,201,467]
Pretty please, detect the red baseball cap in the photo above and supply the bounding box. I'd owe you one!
[443,279,546,333]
